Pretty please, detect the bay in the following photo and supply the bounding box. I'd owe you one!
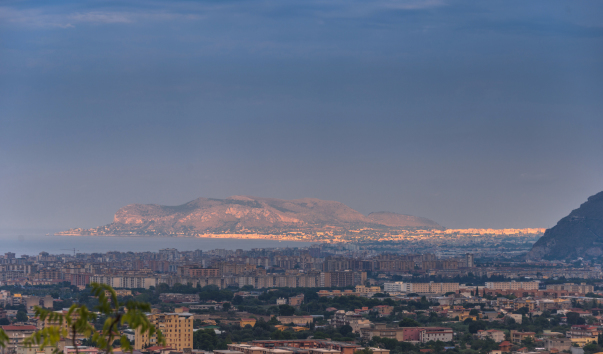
[0,229,315,256]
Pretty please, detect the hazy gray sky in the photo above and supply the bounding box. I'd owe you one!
[1,0,602,230]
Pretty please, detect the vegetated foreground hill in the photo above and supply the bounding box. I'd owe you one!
[57,195,441,236]
[527,191,603,261]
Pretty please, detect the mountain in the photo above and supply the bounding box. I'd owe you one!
[56,196,441,236]
[527,191,603,260]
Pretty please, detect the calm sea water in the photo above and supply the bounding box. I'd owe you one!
[0,229,316,256]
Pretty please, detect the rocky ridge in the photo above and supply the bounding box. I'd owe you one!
[57,195,441,237]
[527,191,603,260]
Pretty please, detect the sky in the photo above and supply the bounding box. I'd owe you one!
[1,0,603,230]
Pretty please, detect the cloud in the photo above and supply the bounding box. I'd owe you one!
[0,6,202,29]
[0,7,76,28]
[377,0,445,10]
[68,11,134,24]
[0,0,445,30]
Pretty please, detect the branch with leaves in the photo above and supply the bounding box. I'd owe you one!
[23,283,164,354]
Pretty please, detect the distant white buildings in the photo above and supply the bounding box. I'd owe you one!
[485,281,539,290]
[383,281,459,294]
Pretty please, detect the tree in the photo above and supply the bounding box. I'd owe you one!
[398,317,421,327]
[566,312,581,325]
[355,348,373,354]
[278,305,295,316]
[339,325,353,337]
[468,321,486,334]
[16,310,28,322]
[522,337,536,351]
[24,283,164,354]
[232,295,244,305]
[223,303,232,311]
[584,342,601,354]
[193,329,227,351]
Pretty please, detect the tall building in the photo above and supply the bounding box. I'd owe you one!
[466,254,474,268]
[320,271,366,287]
[135,313,193,351]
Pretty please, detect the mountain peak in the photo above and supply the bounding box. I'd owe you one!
[61,196,441,237]
[527,191,603,260]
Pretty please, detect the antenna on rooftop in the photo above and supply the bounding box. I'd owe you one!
[61,248,79,256]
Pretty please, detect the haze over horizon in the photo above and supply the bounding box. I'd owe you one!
[1,0,602,230]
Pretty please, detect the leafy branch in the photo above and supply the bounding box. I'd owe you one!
[23,283,164,354]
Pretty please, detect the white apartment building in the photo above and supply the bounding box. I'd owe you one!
[485,281,539,290]
[384,282,405,293]
[90,275,159,289]
[383,282,459,294]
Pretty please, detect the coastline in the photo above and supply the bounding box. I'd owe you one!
[53,233,317,242]
[0,234,316,254]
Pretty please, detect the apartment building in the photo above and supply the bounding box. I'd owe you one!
[420,328,454,343]
[238,274,320,289]
[383,282,405,293]
[546,283,594,294]
[569,325,600,339]
[159,293,200,303]
[544,337,572,352]
[177,266,220,277]
[320,271,366,288]
[510,331,536,344]
[355,285,381,294]
[1,325,37,346]
[90,275,160,289]
[135,313,193,351]
[331,311,372,333]
[276,316,314,326]
[383,282,459,294]
[485,282,539,291]
[477,329,506,342]
[361,325,453,343]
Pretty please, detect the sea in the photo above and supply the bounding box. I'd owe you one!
[0,229,316,256]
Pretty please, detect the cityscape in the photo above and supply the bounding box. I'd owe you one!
[0,233,603,354]
[1,1,602,354]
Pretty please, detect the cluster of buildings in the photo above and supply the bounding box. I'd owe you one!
[0,248,475,290]
[2,242,603,292]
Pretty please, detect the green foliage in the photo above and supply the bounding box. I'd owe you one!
[566,312,585,325]
[355,348,374,354]
[16,310,28,322]
[369,336,417,353]
[24,283,164,354]
[193,329,228,351]
[583,342,602,354]
[198,286,234,302]
[521,337,536,351]
[513,307,529,315]
[0,329,7,348]
[222,323,274,342]
[468,320,487,334]
[398,317,421,327]
[339,325,353,337]
[232,295,244,305]
[278,305,296,316]
[461,338,498,353]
